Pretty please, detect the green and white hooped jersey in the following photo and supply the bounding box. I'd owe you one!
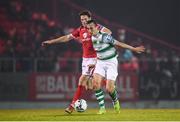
[91,32,118,60]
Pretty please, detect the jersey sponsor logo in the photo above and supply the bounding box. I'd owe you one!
[82,38,91,42]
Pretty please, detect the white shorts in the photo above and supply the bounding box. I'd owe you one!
[82,58,97,75]
[94,57,118,81]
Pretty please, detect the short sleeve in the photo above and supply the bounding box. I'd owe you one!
[71,28,80,38]
[97,24,104,31]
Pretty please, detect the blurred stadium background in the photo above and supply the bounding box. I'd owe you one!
[0,0,180,110]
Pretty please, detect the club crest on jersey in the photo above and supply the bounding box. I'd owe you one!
[83,33,88,39]
[82,32,90,42]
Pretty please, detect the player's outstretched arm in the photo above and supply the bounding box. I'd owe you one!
[102,34,145,53]
[114,40,145,53]
[41,34,73,47]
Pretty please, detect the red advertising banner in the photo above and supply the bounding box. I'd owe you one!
[116,72,138,101]
[29,72,138,101]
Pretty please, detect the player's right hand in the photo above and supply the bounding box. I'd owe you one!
[134,46,145,53]
[41,40,52,47]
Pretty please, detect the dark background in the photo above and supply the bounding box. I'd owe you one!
[72,0,179,45]
[0,0,179,102]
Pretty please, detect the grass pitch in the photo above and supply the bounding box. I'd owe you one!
[0,108,180,121]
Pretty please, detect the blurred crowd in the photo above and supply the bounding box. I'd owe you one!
[0,1,81,58]
[0,0,179,74]
[0,1,82,72]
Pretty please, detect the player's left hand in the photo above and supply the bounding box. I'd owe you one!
[41,40,52,47]
[134,46,145,53]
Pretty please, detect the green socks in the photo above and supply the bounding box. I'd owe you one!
[95,89,105,109]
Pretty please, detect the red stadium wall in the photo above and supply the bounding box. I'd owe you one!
[29,72,138,101]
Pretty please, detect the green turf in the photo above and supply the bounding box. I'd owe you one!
[0,108,180,121]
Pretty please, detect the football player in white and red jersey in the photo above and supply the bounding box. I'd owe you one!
[42,10,111,114]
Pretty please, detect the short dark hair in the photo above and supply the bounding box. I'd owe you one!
[87,19,96,25]
[79,10,92,17]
